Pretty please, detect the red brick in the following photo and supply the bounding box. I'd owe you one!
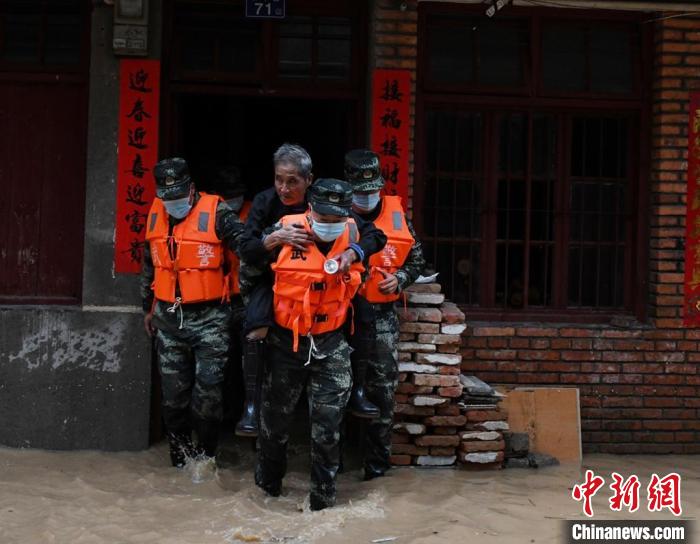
[390,454,412,465]
[391,433,411,444]
[460,440,505,453]
[394,404,435,416]
[439,365,460,375]
[392,444,429,456]
[415,435,460,447]
[472,326,515,337]
[436,404,460,416]
[424,415,467,427]
[465,410,507,422]
[438,386,463,397]
[509,337,530,349]
[562,351,601,361]
[516,327,558,337]
[412,374,461,387]
[560,328,597,338]
[476,349,516,360]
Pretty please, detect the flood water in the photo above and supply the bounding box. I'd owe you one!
[0,440,696,544]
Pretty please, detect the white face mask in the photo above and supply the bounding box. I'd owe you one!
[225,196,244,212]
[311,220,347,242]
[352,191,381,212]
[163,196,192,219]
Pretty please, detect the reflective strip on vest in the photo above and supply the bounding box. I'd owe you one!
[198,212,209,232]
[392,211,402,231]
[149,212,158,232]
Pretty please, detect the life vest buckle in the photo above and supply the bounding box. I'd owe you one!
[314,314,328,323]
[310,281,326,291]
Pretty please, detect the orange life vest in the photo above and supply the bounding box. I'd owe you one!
[359,195,415,303]
[272,214,364,352]
[145,193,227,304]
[225,200,251,296]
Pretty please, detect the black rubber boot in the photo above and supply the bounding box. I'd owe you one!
[348,358,380,419]
[195,420,219,458]
[235,340,265,437]
[168,431,196,468]
[310,493,334,511]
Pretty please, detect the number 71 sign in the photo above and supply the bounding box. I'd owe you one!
[245,0,285,18]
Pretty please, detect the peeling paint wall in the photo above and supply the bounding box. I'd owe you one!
[0,308,150,451]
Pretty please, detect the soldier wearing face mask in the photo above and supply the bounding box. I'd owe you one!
[141,157,245,468]
[255,179,365,511]
[344,149,426,481]
[234,143,387,437]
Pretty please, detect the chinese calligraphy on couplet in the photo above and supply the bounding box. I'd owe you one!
[684,92,700,324]
[370,69,411,208]
[115,60,160,273]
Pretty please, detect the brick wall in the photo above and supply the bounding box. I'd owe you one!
[372,6,700,453]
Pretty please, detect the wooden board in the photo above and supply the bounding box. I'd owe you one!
[499,387,582,463]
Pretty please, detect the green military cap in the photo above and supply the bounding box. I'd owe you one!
[344,149,385,192]
[309,178,353,217]
[153,157,192,200]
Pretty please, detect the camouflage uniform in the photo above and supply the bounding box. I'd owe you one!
[255,179,361,511]
[141,159,244,463]
[364,217,425,476]
[255,328,352,509]
[151,300,231,429]
[343,149,426,478]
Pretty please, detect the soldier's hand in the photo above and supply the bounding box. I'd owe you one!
[333,249,357,273]
[144,313,156,337]
[377,269,399,294]
[275,223,313,250]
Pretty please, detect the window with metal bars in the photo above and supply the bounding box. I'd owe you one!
[423,109,635,314]
[418,6,648,319]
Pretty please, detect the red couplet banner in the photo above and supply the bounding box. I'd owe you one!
[370,69,411,208]
[684,91,700,325]
[114,59,161,274]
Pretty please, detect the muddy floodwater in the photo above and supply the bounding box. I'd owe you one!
[0,441,696,544]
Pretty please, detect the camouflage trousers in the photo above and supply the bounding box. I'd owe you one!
[223,295,245,421]
[152,301,231,433]
[362,306,400,475]
[255,327,352,509]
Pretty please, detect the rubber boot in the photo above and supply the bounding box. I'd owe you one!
[168,431,196,468]
[348,358,380,419]
[195,420,219,458]
[235,340,265,437]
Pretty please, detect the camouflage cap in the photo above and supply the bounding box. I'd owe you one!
[344,149,384,192]
[153,157,192,200]
[309,178,353,217]
[213,165,246,199]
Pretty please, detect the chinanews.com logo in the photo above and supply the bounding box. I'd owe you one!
[564,470,692,544]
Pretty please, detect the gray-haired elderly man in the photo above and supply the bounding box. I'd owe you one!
[234,143,387,437]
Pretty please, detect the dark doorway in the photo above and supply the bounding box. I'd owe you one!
[175,94,357,196]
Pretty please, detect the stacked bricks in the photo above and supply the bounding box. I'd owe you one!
[390,282,469,467]
[459,426,507,470]
[458,376,507,468]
